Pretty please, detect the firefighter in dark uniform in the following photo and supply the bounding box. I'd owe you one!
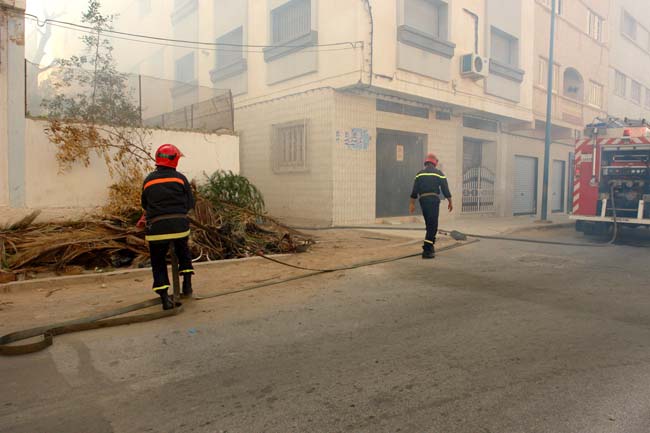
[409,154,453,259]
[141,144,195,310]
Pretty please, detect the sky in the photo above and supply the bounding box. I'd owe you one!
[24,0,175,75]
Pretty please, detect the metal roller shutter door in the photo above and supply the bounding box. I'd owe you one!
[513,156,538,215]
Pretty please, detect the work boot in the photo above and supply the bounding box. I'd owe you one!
[182,274,193,298]
[157,290,174,310]
[422,245,435,259]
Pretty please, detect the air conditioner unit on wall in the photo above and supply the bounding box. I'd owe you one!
[460,53,489,80]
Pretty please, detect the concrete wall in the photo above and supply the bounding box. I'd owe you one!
[331,92,461,225]
[0,5,9,208]
[21,118,239,209]
[236,88,335,226]
[607,0,650,120]
[1,0,25,208]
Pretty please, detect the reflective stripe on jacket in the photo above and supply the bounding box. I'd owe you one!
[410,166,452,199]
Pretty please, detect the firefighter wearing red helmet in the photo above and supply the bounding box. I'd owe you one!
[409,153,453,259]
[141,144,195,310]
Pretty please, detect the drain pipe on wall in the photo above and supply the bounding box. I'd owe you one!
[362,0,374,88]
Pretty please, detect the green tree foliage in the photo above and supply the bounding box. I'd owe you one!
[199,171,266,215]
[42,0,140,126]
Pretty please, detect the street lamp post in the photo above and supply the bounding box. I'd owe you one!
[541,0,557,221]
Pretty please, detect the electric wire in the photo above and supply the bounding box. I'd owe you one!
[23,13,362,50]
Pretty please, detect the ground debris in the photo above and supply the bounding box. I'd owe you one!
[0,197,312,278]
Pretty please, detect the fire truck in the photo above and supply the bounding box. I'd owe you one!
[572,118,650,235]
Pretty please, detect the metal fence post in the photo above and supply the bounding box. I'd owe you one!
[228,90,234,131]
[191,104,194,129]
[138,74,143,126]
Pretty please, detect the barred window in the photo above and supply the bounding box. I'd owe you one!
[632,80,642,104]
[588,81,603,108]
[537,57,559,93]
[271,0,311,45]
[273,121,308,173]
[588,10,603,42]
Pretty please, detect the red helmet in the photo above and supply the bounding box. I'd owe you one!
[424,153,439,166]
[155,144,184,168]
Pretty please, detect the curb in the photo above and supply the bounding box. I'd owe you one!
[0,254,290,292]
[505,222,574,235]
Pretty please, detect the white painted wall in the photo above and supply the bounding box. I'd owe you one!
[2,0,26,208]
[0,5,9,208]
[23,119,239,209]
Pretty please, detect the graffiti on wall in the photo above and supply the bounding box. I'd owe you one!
[336,128,371,151]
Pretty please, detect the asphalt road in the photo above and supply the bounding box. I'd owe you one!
[2,227,650,433]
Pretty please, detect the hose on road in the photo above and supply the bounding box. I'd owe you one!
[1,216,631,356]
[0,239,475,356]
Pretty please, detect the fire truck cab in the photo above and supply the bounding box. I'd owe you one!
[572,118,650,234]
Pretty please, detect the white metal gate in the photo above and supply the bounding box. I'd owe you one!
[462,167,496,213]
[513,156,538,215]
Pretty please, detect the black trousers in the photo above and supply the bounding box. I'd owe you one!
[149,237,194,292]
[419,196,441,252]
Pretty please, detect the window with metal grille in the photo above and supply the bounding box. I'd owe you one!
[491,27,519,68]
[376,100,429,119]
[273,121,308,172]
[404,0,448,40]
[537,57,559,93]
[216,27,244,69]
[271,0,311,45]
[462,116,498,133]
[175,52,195,83]
[631,80,642,104]
[614,70,627,97]
[587,81,603,108]
[588,9,603,42]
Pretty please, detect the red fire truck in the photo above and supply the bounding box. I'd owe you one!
[572,118,650,235]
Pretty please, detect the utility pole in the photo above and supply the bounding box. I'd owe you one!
[541,0,557,221]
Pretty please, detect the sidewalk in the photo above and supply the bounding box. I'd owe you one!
[346,214,573,239]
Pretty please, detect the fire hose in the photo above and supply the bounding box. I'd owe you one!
[0,211,632,356]
[0,223,475,356]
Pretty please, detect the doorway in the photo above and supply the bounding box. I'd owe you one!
[462,138,496,213]
[376,130,426,218]
[513,155,538,215]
